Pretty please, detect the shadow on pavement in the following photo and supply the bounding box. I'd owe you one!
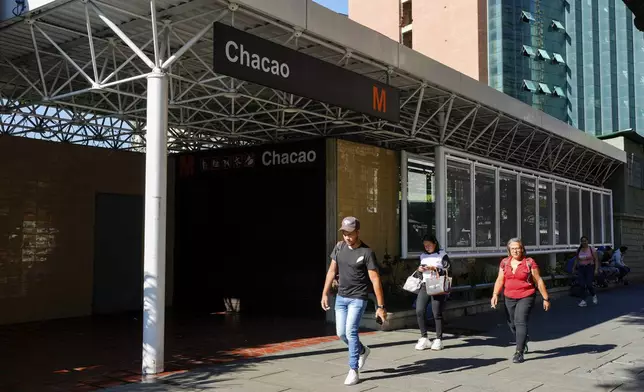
[597,366,644,391]
[99,338,421,391]
[446,285,644,345]
[361,357,506,380]
[526,343,617,361]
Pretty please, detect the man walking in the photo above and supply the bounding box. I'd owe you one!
[321,216,387,386]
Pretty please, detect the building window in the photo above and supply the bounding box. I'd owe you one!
[603,193,612,244]
[522,80,537,92]
[553,86,566,98]
[499,172,518,247]
[538,83,552,95]
[402,30,412,49]
[627,153,644,189]
[539,181,552,245]
[475,166,496,247]
[521,11,536,23]
[592,192,602,244]
[406,158,435,253]
[537,49,551,61]
[521,45,536,57]
[521,177,537,246]
[581,190,592,241]
[552,53,565,65]
[555,184,568,245]
[551,20,565,31]
[447,160,472,248]
[401,153,612,255]
[401,0,412,27]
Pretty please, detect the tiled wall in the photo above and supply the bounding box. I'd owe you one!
[0,136,173,325]
[336,140,400,260]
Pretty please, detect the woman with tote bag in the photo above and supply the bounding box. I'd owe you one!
[413,234,451,351]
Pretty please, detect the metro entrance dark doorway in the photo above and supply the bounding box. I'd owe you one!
[173,139,327,319]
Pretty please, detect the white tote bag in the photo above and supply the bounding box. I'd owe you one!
[402,271,423,294]
[424,271,452,296]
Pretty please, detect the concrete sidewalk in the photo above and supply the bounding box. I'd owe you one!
[103,285,644,392]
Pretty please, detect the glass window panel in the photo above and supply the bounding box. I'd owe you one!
[475,167,496,247]
[406,158,435,253]
[570,188,581,243]
[603,194,612,244]
[555,184,568,245]
[499,172,518,247]
[539,181,552,245]
[581,190,592,242]
[447,160,472,248]
[593,193,602,243]
[521,177,537,246]
[538,83,552,94]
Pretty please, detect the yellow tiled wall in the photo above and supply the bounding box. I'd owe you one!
[0,136,174,325]
[336,139,400,259]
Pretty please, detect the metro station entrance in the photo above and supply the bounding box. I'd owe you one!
[173,138,327,318]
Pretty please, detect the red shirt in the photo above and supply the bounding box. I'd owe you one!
[501,257,538,299]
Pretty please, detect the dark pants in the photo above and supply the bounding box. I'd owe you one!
[617,266,631,279]
[505,295,535,353]
[416,284,447,339]
[577,264,596,298]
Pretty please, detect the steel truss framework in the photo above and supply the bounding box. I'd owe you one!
[0,0,621,185]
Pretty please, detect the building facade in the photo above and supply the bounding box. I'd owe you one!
[349,0,644,137]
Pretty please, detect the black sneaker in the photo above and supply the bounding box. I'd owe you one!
[512,351,525,363]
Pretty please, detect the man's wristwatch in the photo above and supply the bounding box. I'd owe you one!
[543,298,550,302]
[376,305,386,310]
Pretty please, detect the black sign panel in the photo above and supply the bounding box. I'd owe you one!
[213,22,400,123]
[177,138,326,179]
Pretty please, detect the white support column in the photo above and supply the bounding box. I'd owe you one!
[142,69,168,376]
[434,146,447,249]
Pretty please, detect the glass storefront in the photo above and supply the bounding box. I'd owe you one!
[402,150,613,256]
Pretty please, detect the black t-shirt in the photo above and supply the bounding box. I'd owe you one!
[330,241,378,300]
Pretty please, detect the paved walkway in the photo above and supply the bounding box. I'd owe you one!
[103,285,644,392]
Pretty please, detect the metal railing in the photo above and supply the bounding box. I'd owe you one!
[449,274,570,293]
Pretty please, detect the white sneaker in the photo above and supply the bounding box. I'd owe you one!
[358,346,370,370]
[415,337,431,350]
[430,338,444,351]
[344,369,359,386]
[578,300,587,307]
[592,295,598,305]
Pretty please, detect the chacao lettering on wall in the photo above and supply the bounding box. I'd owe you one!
[261,150,317,166]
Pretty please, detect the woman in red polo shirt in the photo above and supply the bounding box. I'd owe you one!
[491,237,551,364]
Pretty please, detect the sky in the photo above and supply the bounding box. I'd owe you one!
[313,0,348,14]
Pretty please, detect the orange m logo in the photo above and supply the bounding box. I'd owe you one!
[372,86,386,113]
[179,155,195,177]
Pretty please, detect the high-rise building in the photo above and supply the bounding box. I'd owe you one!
[348,0,644,137]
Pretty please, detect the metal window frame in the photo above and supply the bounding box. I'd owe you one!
[473,162,498,251]
[401,145,614,257]
[445,155,475,251]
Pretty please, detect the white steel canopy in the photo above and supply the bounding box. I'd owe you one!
[0,0,625,186]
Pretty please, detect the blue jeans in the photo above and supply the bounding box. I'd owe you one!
[335,295,367,370]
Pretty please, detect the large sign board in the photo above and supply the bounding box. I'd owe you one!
[213,22,400,123]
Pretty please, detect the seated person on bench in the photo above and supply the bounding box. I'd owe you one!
[611,246,631,285]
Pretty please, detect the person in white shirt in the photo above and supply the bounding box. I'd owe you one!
[414,234,450,351]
